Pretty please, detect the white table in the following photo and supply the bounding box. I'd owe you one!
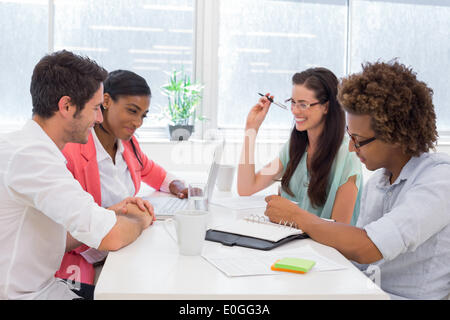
[94,188,389,300]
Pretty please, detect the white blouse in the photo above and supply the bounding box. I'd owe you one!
[91,129,177,208]
[91,129,135,208]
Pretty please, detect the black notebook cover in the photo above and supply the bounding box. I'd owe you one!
[205,229,309,251]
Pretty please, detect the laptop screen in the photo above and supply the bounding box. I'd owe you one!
[205,141,224,199]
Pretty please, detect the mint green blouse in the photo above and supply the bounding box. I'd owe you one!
[279,135,363,225]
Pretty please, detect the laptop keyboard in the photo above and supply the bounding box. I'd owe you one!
[155,198,189,214]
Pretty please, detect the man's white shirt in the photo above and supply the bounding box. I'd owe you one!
[0,120,116,299]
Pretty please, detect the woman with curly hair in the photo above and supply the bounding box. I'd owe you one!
[264,60,450,299]
[238,67,363,225]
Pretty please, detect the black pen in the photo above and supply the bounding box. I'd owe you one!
[257,93,288,110]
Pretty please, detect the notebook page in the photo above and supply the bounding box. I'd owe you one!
[202,245,348,277]
[212,218,303,242]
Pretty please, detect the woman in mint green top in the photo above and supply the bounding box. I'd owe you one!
[238,67,363,225]
[278,135,362,225]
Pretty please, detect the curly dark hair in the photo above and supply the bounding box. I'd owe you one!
[338,60,438,156]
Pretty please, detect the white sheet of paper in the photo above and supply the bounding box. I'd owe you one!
[202,245,348,277]
[211,217,304,242]
[210,195,267,210]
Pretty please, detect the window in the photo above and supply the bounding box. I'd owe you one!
[54,0,195,128]
[217,0,347,133]
[349,0,450,132]
[0,0,48,131]
[214,0,450,139]
[1,0,449,138]
[0,0,195,133]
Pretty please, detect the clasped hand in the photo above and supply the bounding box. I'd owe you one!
[109,196,155,227]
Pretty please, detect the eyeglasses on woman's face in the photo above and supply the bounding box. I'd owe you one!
[285,98,322,111]
[346,126,376,150]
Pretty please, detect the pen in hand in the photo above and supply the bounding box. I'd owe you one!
[257,93,288,110]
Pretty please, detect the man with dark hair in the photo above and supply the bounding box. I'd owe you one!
[0,50,154,299]
[30,50,108,119]
[264,60,450,299]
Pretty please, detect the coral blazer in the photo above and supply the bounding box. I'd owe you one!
[55,132,167,284]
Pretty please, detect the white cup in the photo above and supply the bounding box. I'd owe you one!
[216,164,236,191]
[163,210,209,256]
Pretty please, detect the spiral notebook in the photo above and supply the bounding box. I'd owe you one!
[206,215,309,250]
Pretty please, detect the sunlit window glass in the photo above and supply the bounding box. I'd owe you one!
[350,0,450,131]
[217,0,347,129]
[53,0,195,127]
[0,0,48,128]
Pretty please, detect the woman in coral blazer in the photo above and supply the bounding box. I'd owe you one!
[55,70,187,294]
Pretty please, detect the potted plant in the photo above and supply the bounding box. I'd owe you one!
[160,68,205,141]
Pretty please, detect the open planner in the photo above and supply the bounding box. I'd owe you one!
[206,215,309,250]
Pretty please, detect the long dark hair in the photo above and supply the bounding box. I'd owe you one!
[281,67,345,208]
[101,70,151,167]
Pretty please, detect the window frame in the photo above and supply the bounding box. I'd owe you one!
[1,0,449,145]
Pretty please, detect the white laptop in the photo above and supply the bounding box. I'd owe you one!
[144,141,224,219]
